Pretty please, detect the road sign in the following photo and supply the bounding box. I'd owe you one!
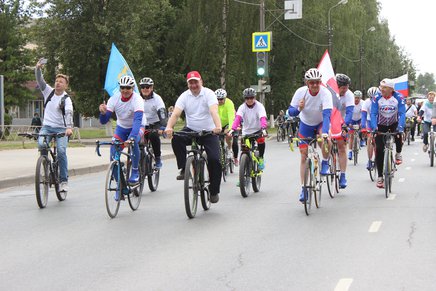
[252,31,272,52]
[284,0,302,20]
[250,84,271,93]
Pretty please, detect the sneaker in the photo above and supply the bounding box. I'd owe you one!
[366,160,372,171]
[320,160,330,175]
[348,151,353,160]
[376,177,384,188]
[339,173,347,189]
[60,181,68,192]
[210,194,219,203]
[128,168,139,184]
[234,158,239,167]
[299,187,307,203]
[176,169,185,180]
[360,139,366,147]
[423,144,429,152]
[155,157,162,169]
[258,158,265,170]
[395,153,402,165]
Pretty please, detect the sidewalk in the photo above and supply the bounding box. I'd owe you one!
[0,140,174,190]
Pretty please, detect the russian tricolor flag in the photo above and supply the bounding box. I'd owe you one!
[392,74,408,97]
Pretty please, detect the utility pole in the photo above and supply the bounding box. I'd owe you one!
[258,0,266,105]
[0,75,4,134]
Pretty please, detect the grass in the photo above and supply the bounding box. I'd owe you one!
[77,128,109,139]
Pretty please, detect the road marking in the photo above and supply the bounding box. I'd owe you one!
[414,152,418,156]
[405,166,412,170]
[387,194,397,200]
[411,158,416,162]
[368,221,382,233]
[398,178,405,183]
[334,278,353,291]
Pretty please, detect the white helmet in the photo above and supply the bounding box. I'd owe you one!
[353,90,363,98]
[118,75,135,87]
[215,88,227,99]
[367,87,380,99]
[304,68,322,81]
[139,77,154,86]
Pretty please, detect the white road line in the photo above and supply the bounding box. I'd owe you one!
[398,178,405,183]
[405,166,412,170]
[368,221,382,233]
[414,152,418,156]
[387,194,397,200]
[411,158,416,162]
[334,278,354,291]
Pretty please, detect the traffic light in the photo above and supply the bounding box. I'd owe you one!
[256,52,268,77]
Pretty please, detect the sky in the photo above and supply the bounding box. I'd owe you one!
[378,0,435,77]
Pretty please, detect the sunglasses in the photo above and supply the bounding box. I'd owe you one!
[140,85,152,89]
[245,97,255,100]
[308,81,321,85]
[120,86,133,90]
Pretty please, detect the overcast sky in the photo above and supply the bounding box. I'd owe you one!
[378,0,434,77]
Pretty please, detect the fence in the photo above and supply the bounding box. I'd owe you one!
[0,125,82,142]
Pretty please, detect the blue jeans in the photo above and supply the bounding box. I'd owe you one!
[112,126,140,169]
[38,126,69,182]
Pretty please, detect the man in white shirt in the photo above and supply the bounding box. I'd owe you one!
[405,98,417,142]
[348,90,364,160]
[165,71,222,203]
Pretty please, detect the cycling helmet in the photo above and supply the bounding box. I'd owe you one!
[367,86,380,98]
[243,88,256,98]
[336,73,351,87]
[139,77,154,86]
[118,75,136,87]
[353,90,363,98]
[304,68,322,81]
[215,88,227,99]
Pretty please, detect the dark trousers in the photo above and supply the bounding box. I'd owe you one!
[172,127,221,195]
[146,124,162,158]
[422,122,436,145]
[375,123,403,177]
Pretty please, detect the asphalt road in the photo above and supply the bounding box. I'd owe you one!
[0,138,435,291]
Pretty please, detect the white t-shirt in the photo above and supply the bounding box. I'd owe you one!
[362,98,372,121]
[143,92,165,125]
[175,87,217,131]
[236,101,267,135]
[41,85,73,128]
[338,89,354,118]
[290,86,333,126]
[352,100,363,121]
[421,101,433,122]
[107,92,145,129]
[405,104,417,118]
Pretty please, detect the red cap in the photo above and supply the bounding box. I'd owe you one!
[186,71,201,82]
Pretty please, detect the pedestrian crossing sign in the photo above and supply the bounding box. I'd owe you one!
[252,31,272,52]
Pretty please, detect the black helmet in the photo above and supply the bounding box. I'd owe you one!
[243,88,256,98]
[336,73,351,87]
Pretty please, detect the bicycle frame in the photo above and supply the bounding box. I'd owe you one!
[241,134,261,178]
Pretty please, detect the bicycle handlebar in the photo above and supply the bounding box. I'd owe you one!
[18,132,65,139]
[95,138,134,157]
[173,130,214,137]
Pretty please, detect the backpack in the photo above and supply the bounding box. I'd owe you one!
[44,89,71,127]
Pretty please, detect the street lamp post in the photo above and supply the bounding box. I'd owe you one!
[328,0,348,56]
[359,26,376,92]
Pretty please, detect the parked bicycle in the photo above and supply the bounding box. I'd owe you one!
[174,130,212,219]
[19,132,67,208]
[96,139,142,218]
[140,129,161,192]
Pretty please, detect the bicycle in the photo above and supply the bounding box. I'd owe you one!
[19,132,67,208]
[276,123,286,142]
[218,131,234,182]
[376,131,399,198]
[429,126,435,167]
[326,138,340,198]
[290,136,323,215]
[366,133,377,182]
[351,124,360,165]
[96,139,142,218]
[404,117,413,145]
[140,129,161,192]
[238,130,264,198]
[174,130,212,219]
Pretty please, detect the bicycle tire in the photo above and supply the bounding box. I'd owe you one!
[314,160,322,208]
[430,134,434,167]
[353,135,359,166]
[229,156,234,174]
[333,153,340,194]
[276,128,281,142]
[239,153,251,198]
[326,156,335,198]
[138,150,146,195]
[200,158,211,211]
[252,158,261,193]
[184,155,198,218]
[35,155,49,209]
[147,154,160,192]
[281,128,286,141]
[54,161,67,201]
[304,159,313,216]
[389,152,394,194]
[105,161,121,218]
[369,160,376,182]
[383,150,390,198]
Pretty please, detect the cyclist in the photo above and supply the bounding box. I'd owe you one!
[164,71,222,203]
[417,91,435,152]
[288,68,332,203]
[139,77,167,169]
[361,86,380,170]
[275,110,286,130]
[332,73,354,188]
[370,78,405,188]
[231,88,267,170]
[348,90,364,160]
[216,88,239,166]
[35,59,74,192]
[99,75,145,184]
[405,97,417,142]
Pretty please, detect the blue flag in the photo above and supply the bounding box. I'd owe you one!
[104,43,138,97]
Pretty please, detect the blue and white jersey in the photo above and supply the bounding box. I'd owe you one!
[370,91,405,131]
[352,100,363,121]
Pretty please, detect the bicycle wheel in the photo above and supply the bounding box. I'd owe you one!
[314,161,322,208]
[389,152,394,194]
[53,161,67,201]
[252,158,261,193]
[326,156,335,198]
[369,160,376,182]
[200,158,211,211]
[239,153,251,197]
[147,154,160,192]
[229,155,234,174]
[303,159,313,216]
[105,161,121,218]
[127,162,142,211]
[430,134,434,167]
[383,150,390,198]
[276,128,281,142]
[184,155,198,218]
[353,135,359,166]
[35,155,50,209]
[281,128,286,141]
[333,153,340,194]
[137,149,146,195]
